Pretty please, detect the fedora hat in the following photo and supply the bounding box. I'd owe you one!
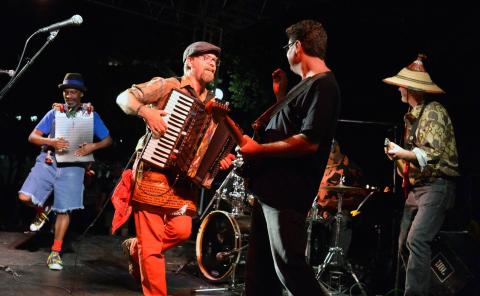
[58,73,87,92]
[383,54,445,94]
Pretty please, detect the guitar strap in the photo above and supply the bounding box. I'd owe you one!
[404,101,429,150]
[251,72,327,137]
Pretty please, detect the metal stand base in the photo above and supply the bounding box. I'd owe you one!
[194,262,244,295]
[313,190,368,296]
[193,284,244,295]
[315,252,367,296]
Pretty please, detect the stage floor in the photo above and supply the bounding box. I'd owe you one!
[0,231,242,296]
[2,229,478,296]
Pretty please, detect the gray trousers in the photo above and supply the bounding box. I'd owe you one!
[245,199,326,296]
[398,178,456,296]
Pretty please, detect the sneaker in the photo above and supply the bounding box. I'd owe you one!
[47,251,63,270]
[121,238,140,282]
[30,206,52,232]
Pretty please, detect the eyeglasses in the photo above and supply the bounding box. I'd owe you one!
[283,41,296,52]
[199,54,221,66]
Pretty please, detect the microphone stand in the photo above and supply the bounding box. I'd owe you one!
[0,30,59,101]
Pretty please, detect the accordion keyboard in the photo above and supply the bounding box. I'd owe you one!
[141,90,197,168]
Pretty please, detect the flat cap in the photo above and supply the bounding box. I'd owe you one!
[182,41,221,63]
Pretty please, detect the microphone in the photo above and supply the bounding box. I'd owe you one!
[36,15,83,33]
[0,69,15,77]
[216,250,238,261]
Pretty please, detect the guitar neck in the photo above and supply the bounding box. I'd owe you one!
[205,99,246,147]
[223,116,246,147]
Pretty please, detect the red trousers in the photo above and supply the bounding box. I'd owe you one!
[129,204,192,296]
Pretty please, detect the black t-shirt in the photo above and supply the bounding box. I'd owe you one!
[250,72,341,211]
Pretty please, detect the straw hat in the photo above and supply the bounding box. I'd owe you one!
[383,54,445,94]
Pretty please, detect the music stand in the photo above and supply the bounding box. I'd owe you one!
[315,182,368,296]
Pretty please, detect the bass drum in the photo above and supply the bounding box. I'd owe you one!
[196,210,251,282]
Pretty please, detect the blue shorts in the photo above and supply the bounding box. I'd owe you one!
[19,152,85,213]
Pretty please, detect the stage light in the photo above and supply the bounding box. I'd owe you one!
[16,115,22,121]
[30,115,38,122]
[215,88,223,100]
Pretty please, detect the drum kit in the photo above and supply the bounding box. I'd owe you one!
[194,153,251,294]
[194,159,376,295]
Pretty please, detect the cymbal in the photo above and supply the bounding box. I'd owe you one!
[321,183,369,195]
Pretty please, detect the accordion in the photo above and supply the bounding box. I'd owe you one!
[140,89,234,189]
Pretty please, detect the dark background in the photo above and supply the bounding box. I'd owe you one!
[0,0,478,230]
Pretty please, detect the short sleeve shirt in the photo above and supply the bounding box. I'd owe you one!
[250,72,341,209]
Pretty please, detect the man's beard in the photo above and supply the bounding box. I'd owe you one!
[202,71,215,83]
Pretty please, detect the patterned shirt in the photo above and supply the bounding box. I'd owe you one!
[404,100,459,185]
[317,155,364,209]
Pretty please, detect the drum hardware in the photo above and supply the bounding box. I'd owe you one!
[314,178,368,296]
[216,244,248,262]
[305,195,320,264]
[199,151,247,220]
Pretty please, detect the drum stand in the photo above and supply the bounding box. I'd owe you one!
[305,195,320,264]
[193,245,248,295]
[315,192,368,296]
[199,152,246,220]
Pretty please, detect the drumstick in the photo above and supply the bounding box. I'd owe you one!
[350,191,375,217]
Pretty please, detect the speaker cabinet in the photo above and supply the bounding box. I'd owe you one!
[430,231,478,296]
